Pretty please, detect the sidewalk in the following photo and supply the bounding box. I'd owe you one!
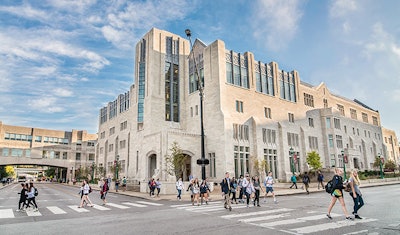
[81,177,400,202]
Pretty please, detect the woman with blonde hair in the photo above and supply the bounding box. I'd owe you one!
[348,169,364,219]
[326,168,353,220]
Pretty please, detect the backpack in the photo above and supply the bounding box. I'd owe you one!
[34,187,38,196]
[325,180,334,194]
[105,183,109,191]
[89,186,92,193]
[302,175,309,184]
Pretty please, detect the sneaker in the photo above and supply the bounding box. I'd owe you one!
[34,208,39,212]
[354,214,362,219]
[326,214,332,219]
[274,200,278,204]
[346,217,354,221]
[15,209,20,212]
[229,207,232,211]
[257,205,261,207]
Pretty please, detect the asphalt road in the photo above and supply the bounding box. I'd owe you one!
[0,183,399,235]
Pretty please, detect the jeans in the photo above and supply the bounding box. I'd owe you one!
[352,193,364,214]
[177,189,182,199]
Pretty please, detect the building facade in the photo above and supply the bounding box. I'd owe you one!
[97,28,389,192]
[0,121,97,181]
[382,127,399,165]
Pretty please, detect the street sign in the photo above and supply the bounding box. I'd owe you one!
[196,159,210,165]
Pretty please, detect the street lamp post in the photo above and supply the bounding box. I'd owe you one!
[115,155,119,181]
[185,29,209,180]
[341,150,347,180]
[378,153,384,179]
[91,162,95,184]
[289,147,295,175]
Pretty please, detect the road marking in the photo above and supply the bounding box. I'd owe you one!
[170,201,221,207]
[290,218,377,234]
[221,208,294,219]
[47,206,67,214]
[185,204,248,212]
[0,209,14,218]
[258,213,342,228]
[68,205,89,212]
[26,210,42,217]
[343,230,369,235]
[106,203,130,209]
[136,201,163,206]
[238,213,291,223]
[92,204,111,211]
[122,202,147,208]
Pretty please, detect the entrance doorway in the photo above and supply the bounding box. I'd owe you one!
[149,154,157,179]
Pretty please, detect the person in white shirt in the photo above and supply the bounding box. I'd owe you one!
[264,171,277,203]
[176,178,184,201]
[79,180,94,208]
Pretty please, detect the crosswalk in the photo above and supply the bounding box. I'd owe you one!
[170,201,379,234]
[0,200,164,219]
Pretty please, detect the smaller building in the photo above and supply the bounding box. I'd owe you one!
[382,127,399,165]
[0,121,97,182]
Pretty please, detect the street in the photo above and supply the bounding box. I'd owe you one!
[0,183,399,234]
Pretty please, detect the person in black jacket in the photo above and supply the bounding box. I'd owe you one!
[326,168,353,220]
[220,172,232,211]
[16,183,27,212]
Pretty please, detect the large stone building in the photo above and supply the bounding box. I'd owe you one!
[0,121,97,181]
[97,28,390,192]
[382,127,399,165]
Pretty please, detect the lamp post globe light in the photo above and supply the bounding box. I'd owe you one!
[289,147,295,175]
[185,29,209,180]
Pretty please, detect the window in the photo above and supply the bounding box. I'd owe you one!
[330,154,336,167]
[25,150,31,158]
[350,108,357,119]
[109,99,117,119]
[100,132,105,139]
[234,145,250,177]
[137,39,146,123]
[264,107,272,119]
[308,118,314,127]
[279,70,296,102]
[2,148,9,157]
[334,118,341,129]
[323,99,328,108]
[304,93,314,107]
[190,107,193,117]
[233,124,249,141]
[349,137,354,148]
[288,113,295,123]
[119,91,130,113]
[89,154,95,161]
[120,140,126,149]
[165,52,180,122]
[337,104,345,116]
[87,141,95,147]
[75,153,81,161]
[120,121,128,131]
[208,153,216,177]
[287,132,299,147]
[264,149,278,178]
[326,117,331,128]
[109,127,115,136]
[35,136,42,142]
[336,135,343,148]
[62,152,67,159]
[372,116,378,126]
[362,113,368,123]
[308,136,318,149]
[109,144,114,152]
[11,149,23,157]
[100,107,108,124]
[262,128,276,144]
[236,100,243,113]
[226,51,249,89]
[328,134,334,148]
[255,62,274,95]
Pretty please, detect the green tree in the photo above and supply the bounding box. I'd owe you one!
[5,166,15,177]
[96,166,105,178]
[373,157,382,168]
[384,159,397,171]
[110,161,122,180]
[306,151,323,171]
[165,142,188,180]
[45,167,57,178]
[251,156,268,178]
[0,166,7,178]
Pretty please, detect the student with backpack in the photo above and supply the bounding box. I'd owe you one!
[302,172,310,194]
[289,173,298,189]
[79,180,94,208]
[25,182,38,211]
[317,170,325,190]
[16,183,28,212]
[100,178,109,205]
[326,168,353,220]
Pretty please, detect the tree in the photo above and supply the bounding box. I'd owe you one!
[110,161,121,180]
[306,151,323,171]
[45,167,56,179]
[384,159,397,171]
[165,142,188,180]
[373,157,382,168]
[251,156,268,178]
[5,166,15,177]
[0,166,7,178]
[96,166,105,178]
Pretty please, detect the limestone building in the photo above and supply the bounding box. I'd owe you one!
[97,28,388,192]
[382,127,399,164]
[0,121,97,181]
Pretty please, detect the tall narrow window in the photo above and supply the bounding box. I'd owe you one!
[264,107,272,119]
[137,39,146,123]
[236,100,243,113]
[288,113,294,123]
[165,37,180,122]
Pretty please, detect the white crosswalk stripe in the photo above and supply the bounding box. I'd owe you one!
[0,209,14,218]
[26,209,42,216]
[135,201,163,206]
[92,204,111,211]
[105,203,130,209]
[68,205,90,213]
[122,202,147,208]
[290,218,378,234]
[47,206,67,214]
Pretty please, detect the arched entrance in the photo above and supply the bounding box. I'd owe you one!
[148,154,157,179]
[183,154,191,181]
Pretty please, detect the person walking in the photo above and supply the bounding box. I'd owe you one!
[186,179,194,204]
[220,172,232,211]
[264,171,277,203]
[200,180,210,205]
[289,173,298,189]
[25,182,38,211]
[79,180,94,208]
[348,169,364,219]
[317,170,325,190]
[192,178,200,206]
[100,178,109,205]
[115,178,120,192]
[122,176,127,192]
[244,175,255,208]
[237,175,244,203]
[253,176,263,207]
[155,178,161,197]
[302,172,311,194]
[16,183,27,212]
[327,168,353,220]
[230,176,238,204]
[176,178,184,201]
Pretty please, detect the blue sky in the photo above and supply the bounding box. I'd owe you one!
[1,0,399,136]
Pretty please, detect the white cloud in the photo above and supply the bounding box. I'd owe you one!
[252,0,303,51]
[329,0,358,18]
[54,88,73,97]
[28,97,65,113]
[0,3,49,21]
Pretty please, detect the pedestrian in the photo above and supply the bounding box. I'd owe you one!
[115,178,120,192]
[186,179,194,204]
[200,180,210,205]
[122,176,127,192]
[317,170,325,189]
[148,178,156,196]
[107,176,112,189]
[155,178,161,197]
[16,183,27,212]
[25,182,38,211]
[302,172,311,194]
[326,168,353,220]
[244,175,255,208]
[220,172,232,211]
[348,169,364,219]
[253,176,263,207]
[264,171,277,203]
[289,173,298,189]
[176,177,184,201]
[237,175,244,203]
[192,178,200,206]
[79,180,94,208]
[230,176,238,204]
[78,181,87,207]
[100,178,109,205]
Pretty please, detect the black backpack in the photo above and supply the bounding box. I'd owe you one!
[325,180,334,194]
[34,187,38,196]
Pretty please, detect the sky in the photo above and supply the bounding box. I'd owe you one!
[0,0,399,136]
